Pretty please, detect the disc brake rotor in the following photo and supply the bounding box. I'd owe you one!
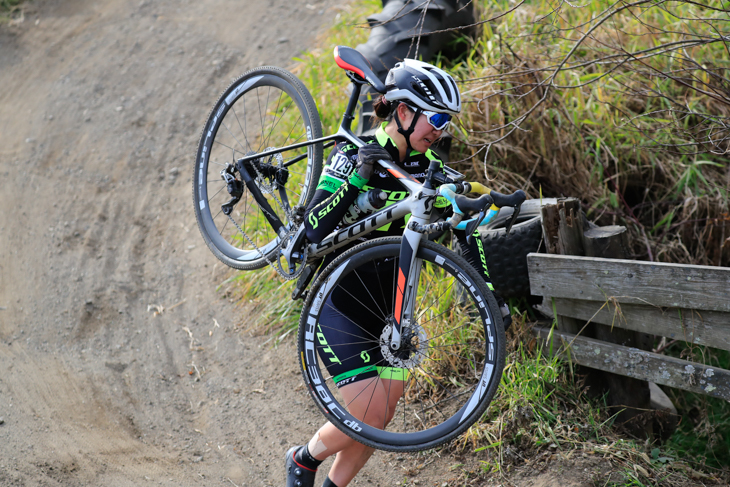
[380,321,428,369]
[257,147,284,194]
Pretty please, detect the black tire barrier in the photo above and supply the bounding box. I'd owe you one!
[479,198,558,299]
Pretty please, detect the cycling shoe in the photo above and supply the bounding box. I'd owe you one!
[285,446,318,487]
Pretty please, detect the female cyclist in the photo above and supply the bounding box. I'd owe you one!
[285,59,510,487]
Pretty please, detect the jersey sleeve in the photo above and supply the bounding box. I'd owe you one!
[304,142,366,243]
[314,142,360,194]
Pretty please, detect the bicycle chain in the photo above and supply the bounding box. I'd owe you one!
[224,148,309,280]
[226,205,307,281]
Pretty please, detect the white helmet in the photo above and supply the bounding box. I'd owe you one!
[384,59,461,116]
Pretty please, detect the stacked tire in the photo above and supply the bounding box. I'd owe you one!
[478,199,557,299]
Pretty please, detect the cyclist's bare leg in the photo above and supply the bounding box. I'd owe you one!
[308,378,404,486]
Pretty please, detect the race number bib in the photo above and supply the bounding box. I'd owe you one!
[328,152,354,178]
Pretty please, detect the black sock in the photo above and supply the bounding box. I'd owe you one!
[322,476,339,487]
[295,444,322,470]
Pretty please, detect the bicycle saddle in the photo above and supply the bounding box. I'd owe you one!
[334,46,386,94]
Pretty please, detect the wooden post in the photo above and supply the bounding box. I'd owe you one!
[582,225,653,437]
[541,201,653,438]
[541,198,584,334]
[583,225,630,258]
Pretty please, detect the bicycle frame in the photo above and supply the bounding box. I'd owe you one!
[238,79,468,350]
[304,161,435,350]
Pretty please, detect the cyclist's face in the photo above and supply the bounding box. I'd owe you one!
[398,105,443,154]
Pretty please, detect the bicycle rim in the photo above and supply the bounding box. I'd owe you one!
[194,67,322,270]
[298,237,505,452]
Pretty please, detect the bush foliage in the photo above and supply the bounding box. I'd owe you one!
[447,0,729,267]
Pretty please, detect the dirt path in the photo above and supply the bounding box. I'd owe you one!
[0,1,628,486]
[0,1,359,485]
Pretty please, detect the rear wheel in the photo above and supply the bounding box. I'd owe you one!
[298,237,505,452]
[193,67,323,270]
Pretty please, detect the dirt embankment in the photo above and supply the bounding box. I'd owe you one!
[0,0,350,485]
[0,1,623,486]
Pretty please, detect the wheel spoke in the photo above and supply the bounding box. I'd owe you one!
[221,120,250,155]
[232,104,253,153]
[213,138,246,158]
[194,70,321,271]
[299,239,501,450]
[320,302,381,342]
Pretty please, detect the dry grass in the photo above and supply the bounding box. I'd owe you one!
[446,0,730,267]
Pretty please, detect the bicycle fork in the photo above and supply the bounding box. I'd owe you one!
[389,196,434,352]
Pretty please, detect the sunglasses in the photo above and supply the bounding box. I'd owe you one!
[422,110,452,130]
[402,103,452,131]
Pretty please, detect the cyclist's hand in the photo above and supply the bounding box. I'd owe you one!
[356,144,391,180]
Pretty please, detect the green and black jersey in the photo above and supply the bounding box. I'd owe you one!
[305,123,445,238]
[304,123,491,287]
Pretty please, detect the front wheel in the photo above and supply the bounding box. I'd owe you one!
[298,237,505,452]
[193,67,323,270]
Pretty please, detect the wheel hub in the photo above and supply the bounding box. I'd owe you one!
[380,320,427,369]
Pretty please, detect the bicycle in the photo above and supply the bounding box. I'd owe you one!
[193,46,526,452]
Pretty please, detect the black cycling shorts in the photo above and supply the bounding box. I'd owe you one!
[314,257,408,388]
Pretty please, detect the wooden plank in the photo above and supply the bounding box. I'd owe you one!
[528,254,730,312]
[551,298,730,353]
[534,326,730,400]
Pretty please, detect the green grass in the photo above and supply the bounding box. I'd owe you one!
[663,346,730,469]
[459,321,615,467]
[666,391,730,470]
[228,271,301,341]
[440,316,725,484]
[0,0,23,22]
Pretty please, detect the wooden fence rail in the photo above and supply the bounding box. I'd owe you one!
[528,253,730,401]
[529,254,730,313]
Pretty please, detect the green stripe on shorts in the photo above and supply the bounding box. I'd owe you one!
[333,366,409,385]
[333,365,377,384]
[377,366,408,381]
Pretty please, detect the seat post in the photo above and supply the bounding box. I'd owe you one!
[341,81,363,133]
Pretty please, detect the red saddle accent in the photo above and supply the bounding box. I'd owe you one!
[333,46,386,94]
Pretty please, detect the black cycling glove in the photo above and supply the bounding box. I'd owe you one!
[356,143,391,181]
